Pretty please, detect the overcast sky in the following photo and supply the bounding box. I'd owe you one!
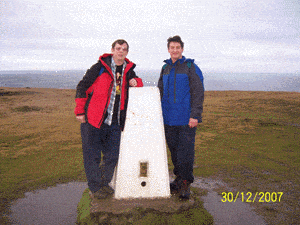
[1,0,299,73]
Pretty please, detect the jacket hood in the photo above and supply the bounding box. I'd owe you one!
[164,56,194,65]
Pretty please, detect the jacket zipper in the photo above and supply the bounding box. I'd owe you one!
[174,72,176,103]
[98,78,114,128]
[172,64,176,103]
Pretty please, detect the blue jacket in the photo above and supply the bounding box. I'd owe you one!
[158,56,204,126]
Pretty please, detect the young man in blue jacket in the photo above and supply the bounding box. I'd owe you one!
[158,35,204,199]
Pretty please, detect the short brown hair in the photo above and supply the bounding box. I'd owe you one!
[167,35,184,49]
[112,39,129,51]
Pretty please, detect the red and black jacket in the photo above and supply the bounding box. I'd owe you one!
[74,54,143,130]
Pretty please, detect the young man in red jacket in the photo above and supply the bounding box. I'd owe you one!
[74,39,143,199]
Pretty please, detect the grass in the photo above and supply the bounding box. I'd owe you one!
[77,187,213,224]
[0,88,86,224]
[194,91,300,224]
[1,87,299,224]
[12,105,43,112]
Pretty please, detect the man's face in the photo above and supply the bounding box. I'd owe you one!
[168,42,183,62]
[111,43,128,63]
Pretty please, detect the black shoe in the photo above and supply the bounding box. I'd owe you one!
[179,180,190,200]
[170,177,180,194]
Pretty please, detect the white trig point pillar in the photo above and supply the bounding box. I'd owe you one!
[114,87,170,199]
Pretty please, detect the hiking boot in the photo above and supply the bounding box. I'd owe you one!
[170,177,180,194]
[179,180,191,200]
[90,185,114,199]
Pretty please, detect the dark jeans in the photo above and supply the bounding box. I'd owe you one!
[164,125,196,183]
[81,122,121,193]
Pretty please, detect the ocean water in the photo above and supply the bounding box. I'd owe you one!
[0,70,299,92]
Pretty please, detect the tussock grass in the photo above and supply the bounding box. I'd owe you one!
[13,106,43,112]
[0,87,299,224]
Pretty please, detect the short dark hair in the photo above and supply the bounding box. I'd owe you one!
[112,39,129,51]
[167,35,184,49]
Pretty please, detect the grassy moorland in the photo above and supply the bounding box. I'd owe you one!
[193,91,300,225]
[0,87,299,224]
[0,87,85,224]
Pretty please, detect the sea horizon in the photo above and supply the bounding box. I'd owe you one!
[0,70,299,92]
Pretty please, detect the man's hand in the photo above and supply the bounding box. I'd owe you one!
[76,115,86,123]
[188,118,198,128]
[129,78,137,87]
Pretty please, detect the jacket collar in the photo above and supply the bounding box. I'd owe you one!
[164,56,196,67]
[164,56,187,65]
[98,53,136,76]
[99,53,135,69]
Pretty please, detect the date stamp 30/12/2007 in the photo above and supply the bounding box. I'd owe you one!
[221,192,283,203]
